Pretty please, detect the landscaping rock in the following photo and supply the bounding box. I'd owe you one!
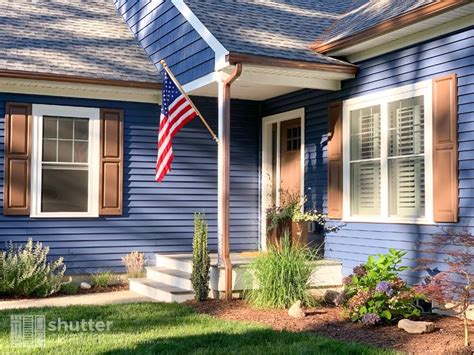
[398,319,435,334]
[80,282,92,290]
[323,290,340,304]
[288,300,306,318]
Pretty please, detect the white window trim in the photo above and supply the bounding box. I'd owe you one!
[31,104,100,218]
[342,80,434,224]
[261,108,305,250]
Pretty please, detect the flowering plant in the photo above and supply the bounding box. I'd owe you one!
[266,191,342,234]
[336,249,421,325]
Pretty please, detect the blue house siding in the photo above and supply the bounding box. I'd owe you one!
[115,0,215,84]
[262,27,474,283]
[0,94,260,274]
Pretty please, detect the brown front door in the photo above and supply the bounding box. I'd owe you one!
[280,118,301,199]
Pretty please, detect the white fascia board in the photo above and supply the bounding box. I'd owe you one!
[182,71,219,93]
[0,78,161,104]
[172,0,229,71]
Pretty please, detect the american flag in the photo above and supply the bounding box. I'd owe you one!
[155,70,197,182]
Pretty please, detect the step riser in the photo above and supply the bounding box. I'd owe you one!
[129,280,172,302]
[129,280,194,303]
[146,268,193,290]
[155,255,193,273]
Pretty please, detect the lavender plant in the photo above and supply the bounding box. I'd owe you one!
[0,239,66,297]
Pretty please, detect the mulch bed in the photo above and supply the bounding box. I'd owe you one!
[189,299,474,354]
[0,284,129,301]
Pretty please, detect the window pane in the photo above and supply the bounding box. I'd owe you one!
[350,161,381,216]
[389,96,424,157]
[43,140,57,162]
[41,168,88,212]
[74,141,88,163]
[58,118,73,139]
[350,105,380,160]
[58,140,73,162]
[43,117,57,138]
[74,119,89,140]
[389,157,425,218]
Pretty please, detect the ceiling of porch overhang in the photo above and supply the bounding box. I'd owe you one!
[183,64,356,101]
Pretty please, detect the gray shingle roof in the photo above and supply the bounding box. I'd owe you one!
[315,0,435,47]
[183,0,368,65]
[0,0,159,84]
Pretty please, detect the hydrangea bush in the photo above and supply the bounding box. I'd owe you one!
[336,249,420,325]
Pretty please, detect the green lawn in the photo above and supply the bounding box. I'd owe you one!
[0,302,393,354]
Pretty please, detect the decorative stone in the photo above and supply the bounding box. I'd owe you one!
[398,319,435,334]
[323,290,340,304]
[80,282,91,290]
[288,300,306,318]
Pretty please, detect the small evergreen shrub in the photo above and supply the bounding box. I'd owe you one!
[122,251,145,278]
[90,271,114,288]
[59,282,79,295]
[336,249,420,325]
[191,212,210,301]
[247,234,315,309]
[0,239,66,297]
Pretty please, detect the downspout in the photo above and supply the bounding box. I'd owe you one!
[218,63,242,301]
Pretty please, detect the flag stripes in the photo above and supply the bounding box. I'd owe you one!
[155,71,197,182]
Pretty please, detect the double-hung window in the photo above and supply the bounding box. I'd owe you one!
[31,105,100,217]
[343,81,433,223]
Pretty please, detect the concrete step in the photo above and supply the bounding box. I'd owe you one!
[155,254,193,273]
[146,267,193,290]
[129,278,195,303]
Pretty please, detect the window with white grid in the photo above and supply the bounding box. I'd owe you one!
[343,81,433,223]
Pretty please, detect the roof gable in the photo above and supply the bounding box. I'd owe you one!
[182,0,367,65]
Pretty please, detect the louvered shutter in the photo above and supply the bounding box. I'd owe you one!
[349,105,381,216]
[328,102,343,219]
[433,74,458,222]
[99,109,123,215]
[3,103,32,215]
[389,98,425,218]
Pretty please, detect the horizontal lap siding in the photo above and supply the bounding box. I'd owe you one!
[115,0,215,84]
[262,27,474,282]
[0,94,260,273]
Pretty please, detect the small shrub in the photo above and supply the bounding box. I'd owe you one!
[337,249,420,325]
[90,271,114,288]
[0,239,66,297]
[122,251,145,278]
[191,212,210,301]
[247,234,316,309]
[59,282,79,295]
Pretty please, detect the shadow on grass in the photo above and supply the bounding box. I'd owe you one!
[0,303,391,355]
[102,328,390,355]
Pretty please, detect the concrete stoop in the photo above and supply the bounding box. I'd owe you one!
[129,253,343,303]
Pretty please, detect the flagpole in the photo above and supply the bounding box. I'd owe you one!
[160,60,219,143]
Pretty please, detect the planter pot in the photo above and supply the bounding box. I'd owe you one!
[267,218,308,248]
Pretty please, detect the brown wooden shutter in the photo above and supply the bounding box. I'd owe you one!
[433,74,458,222]
[328,101,343,219]
[3,103,32,215]
[99,109,123,215]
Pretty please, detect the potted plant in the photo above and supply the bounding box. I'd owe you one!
[266,191,334,248]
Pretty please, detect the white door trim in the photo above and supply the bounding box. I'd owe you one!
[261,108,305,250]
